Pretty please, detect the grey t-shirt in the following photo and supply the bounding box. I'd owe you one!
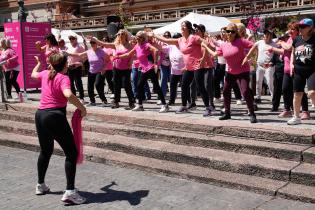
[256,40,278,66]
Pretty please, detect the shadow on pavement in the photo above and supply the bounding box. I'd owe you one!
[80,181,149,206]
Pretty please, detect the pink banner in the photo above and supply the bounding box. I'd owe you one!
[4,22,51,89]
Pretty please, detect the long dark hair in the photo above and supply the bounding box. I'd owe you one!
[48,53,68,80]
[182,20,194,35]
[44,33,58,47]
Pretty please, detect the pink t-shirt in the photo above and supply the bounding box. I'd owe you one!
[45,46,59,62]
[177,35,203,71]
[201,39,215,69]
[216,38,254,75]
[134,42,154,73]
[103,48,114,71]
[283,37,293,74]
[114,48,131,70]
[0,48,19,71]
[67,44,85,66]
[38,70,70,110]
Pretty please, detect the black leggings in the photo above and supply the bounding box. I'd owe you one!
[205,68,214,107]
[113,69,134,104]
[181,69,209,107]
[282,73,308,111]
[68,66,84,100]
[88,71,107,103]
[138,69,165,105]
[104,70,114,93]
[169,74,182,104]
[4,70,20,97]
[35,108,77,190]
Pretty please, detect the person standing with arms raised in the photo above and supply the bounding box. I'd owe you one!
[67,40,108,106]
[89,29,135,109]
[114,31,168,112]
[148,21,212,116]
[67,35,87,104]
[31,53,86,205]
[205,23,257,123]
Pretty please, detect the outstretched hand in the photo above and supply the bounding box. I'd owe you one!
[34,56,41,64]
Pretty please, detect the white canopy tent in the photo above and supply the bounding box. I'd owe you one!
[153,13,231,35]
[51,28,85,44]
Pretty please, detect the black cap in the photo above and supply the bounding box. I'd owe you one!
[193,24,206,33]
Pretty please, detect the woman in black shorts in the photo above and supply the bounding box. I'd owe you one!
[287,18,315,125]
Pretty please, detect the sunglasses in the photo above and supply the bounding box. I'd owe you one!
[299,25,309,29]
[69,37,76,40]
[225,30,236,34]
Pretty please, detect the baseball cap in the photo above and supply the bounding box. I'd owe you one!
[193,24,206,33]
[299,18,314,27]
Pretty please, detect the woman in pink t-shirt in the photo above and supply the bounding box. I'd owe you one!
[35,33,59,66]
[205,23,257,123]
[149,21,212,117]
[90,29,135,109]
[115,31,168,113]
[276,21,309,119]
[31,53,86,205]
[0,38,20,99]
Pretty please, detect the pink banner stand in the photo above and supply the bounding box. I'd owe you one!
[4,22,51,90]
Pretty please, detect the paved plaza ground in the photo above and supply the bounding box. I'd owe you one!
[1,145,315,210]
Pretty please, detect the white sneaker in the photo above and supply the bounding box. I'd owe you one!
[35,183,50,195]
[110,94,115,99]
[156,100,162,105]
[159,104,169,113]
[287,116,302,125]
[132,105,144,111]
[236,100,243,105]
[214,98,221,103]
[61,189,86,205]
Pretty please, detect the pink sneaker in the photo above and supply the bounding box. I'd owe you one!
[278,110,292,118]
[300,111,311,120]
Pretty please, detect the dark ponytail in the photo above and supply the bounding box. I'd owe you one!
[48,53,68,80]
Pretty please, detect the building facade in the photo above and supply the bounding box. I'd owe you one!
[1,0,315,34]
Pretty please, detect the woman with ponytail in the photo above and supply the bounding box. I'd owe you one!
[31,53,86,205]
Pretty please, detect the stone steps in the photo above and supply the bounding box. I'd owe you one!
[1,103,315,203]
[5,103,315,144]
[0,132,314,203]
[0,113,313,163]
[0,118,315,186]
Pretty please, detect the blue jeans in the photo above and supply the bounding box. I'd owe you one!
[131,67,151,100]
[160,64,170,96]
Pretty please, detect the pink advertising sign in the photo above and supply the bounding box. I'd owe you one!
[4,22,51,89]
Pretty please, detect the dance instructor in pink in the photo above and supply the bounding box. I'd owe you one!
[205,23,257,123]
[149,20,212,117]
[31,53,86,205]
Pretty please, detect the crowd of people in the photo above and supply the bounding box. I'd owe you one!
[0,17,314,205]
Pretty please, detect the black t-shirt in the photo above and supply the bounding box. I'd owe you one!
[293,35,315,72]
